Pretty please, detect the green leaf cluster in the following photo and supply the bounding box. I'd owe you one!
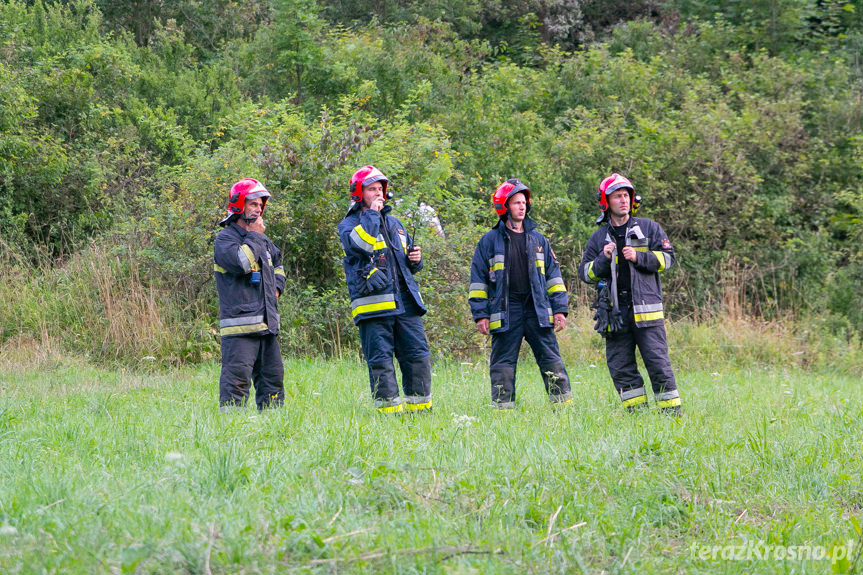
[2,0,863,360]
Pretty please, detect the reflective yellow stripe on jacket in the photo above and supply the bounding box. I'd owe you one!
[633,303,664,323]
[219,314,267,336]
[469,282,488,299]
[488,255,505,272]
[351,293,397,319]
[350,224,387,253]
[652,251,668,271]
[546,276,565,294]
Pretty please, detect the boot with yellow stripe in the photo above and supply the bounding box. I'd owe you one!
[619,387,649,413]
[375,397,404,415]
[655,389,682,416]
[404,395,433,414]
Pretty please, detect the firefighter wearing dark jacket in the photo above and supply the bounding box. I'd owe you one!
[469,179,572,409]
[578,173,681,414]
[337,166,432,415]
[214,178,287,411]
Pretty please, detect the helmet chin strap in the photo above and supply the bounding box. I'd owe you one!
[242,213,259,223]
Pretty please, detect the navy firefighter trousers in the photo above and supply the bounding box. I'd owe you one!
[490,293,572,408]
[605,300,679,408]
[358,298,432,411]
[219,333,284,410]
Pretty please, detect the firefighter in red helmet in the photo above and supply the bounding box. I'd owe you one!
[214,178,287,411]
[338,166,432,414]
[579,173,682,414]
[468,178,572,409]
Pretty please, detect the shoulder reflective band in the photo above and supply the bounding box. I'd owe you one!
[488,255,505,272]
[546,276,565,294]
[583,261,598,282]
[633,303,664,323]
[489,312,503,330]
[651,251,668,271]
[350,224,387,253]
[469,282,488,299]
[351,293,397,318]
[239,244,257,273]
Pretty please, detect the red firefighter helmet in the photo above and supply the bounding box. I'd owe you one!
[349,165,389,207]
[218,178,271,227]
[492,178,531,217]
[596,173,634,224]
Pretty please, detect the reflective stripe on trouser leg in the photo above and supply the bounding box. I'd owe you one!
[251,333,285,409]
[655,389,681,408]
[632,323,679,405]
[404,395,432,412]
[374,396,404,414]
[605,303,647,402]
[393,302,432,409]
[521,307,572,403]
[359,316,400,402]
[619,386,647,408]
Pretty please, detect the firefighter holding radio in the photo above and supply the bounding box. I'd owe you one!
[337,165,433,415]
[214,178,286,412]
[578,173,681,415]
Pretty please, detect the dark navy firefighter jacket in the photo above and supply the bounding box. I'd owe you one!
[338,205,426,324]
[213,222,286,337]
[578,217,675,327]
[469,216,568,333]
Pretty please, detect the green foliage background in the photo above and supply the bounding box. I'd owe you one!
[1,0,862,363]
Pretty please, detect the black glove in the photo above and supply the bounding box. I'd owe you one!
[608,306,624,334]
[364,267,388,293]
[591,281,623,338]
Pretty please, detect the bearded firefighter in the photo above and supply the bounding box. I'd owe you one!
[337,165,432,414]
[214,178,286,411]
[469,179,572,409]
[578,173,681,414]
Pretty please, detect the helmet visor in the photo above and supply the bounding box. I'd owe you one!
[245,190,271,200]
[362,174,388,188]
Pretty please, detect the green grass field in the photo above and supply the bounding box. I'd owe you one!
[1,353,861,574]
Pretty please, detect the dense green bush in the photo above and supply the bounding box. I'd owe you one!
[1,0,862,362]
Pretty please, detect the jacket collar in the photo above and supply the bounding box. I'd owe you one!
[343,203,393,220]
[493,214,537,233]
